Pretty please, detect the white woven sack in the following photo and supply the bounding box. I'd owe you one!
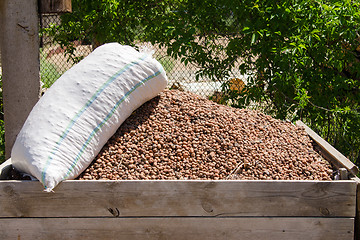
[11,43,167,191]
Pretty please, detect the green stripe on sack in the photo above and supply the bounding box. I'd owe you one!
[62,69,163,180]
[41,54,148,188]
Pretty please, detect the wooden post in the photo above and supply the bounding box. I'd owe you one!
[296,121,359,176]
[0,0,41,158]
[40,0,72,13]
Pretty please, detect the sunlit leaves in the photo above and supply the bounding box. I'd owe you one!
[44,0,360,164]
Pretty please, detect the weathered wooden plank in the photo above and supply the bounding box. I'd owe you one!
[0,217,354,240]
[40,0,72,13]
[352,176,360,240]
[0,180,356,218]
[339,168,349,180]
[296,120,359,176]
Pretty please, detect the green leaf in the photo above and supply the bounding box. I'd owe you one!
[251,33,256,44]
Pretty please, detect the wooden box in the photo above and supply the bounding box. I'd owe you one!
[0,122,359,240]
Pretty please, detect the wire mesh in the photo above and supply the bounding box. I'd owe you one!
[40,14,92,91]
[39,14,246,101]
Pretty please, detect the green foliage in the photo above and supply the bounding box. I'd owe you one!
[40,50,61,88]
[45,0,360,167]
[43,0,177,61]
[147,0,360,165]
[156,56,175,73]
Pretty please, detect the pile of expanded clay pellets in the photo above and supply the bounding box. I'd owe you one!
[78,89,333,181]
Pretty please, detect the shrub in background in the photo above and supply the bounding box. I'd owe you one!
[40,49,62,89]
[148,0,360,166]
[45,0,360,167]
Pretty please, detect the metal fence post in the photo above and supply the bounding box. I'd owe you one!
[0,0,41,159]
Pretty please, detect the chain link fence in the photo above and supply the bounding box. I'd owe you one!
[40,14,246,101]
[40,14,92,91]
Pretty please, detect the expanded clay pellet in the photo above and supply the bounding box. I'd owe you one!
[78,89,333,181]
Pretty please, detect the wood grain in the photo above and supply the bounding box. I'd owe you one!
[0,217,354,240]
[40,0,72,13]
[296,120,359,176]
[352,176,360,240]
[0,180,356,218]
